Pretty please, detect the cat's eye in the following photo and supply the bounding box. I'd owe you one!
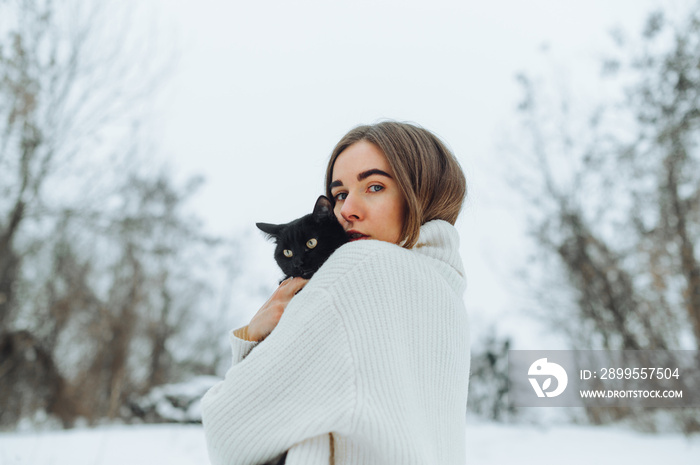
[283,249,293,258]
[306,238,318,249]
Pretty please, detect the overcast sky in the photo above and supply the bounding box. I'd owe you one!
[144,0,672,347]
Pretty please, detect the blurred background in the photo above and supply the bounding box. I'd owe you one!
[1,0,699,461]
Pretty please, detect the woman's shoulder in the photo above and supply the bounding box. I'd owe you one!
[334,238,406,262]
[332,239,411,268]
[309,240,411,287]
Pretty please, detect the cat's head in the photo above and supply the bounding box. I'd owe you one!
[256,196,348,279]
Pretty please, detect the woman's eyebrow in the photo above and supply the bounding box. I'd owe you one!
[358,169,392,181]
[330,169,393,189]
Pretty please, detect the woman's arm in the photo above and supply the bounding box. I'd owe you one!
[201,286,355,465]
[246,277,308,342]
[225,277,309,365]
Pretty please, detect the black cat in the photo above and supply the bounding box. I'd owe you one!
[254,195,347,465]
[256,195,348,281]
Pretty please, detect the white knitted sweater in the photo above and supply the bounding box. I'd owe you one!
[201,220,470,465]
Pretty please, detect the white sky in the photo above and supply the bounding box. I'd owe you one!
[144,0,672,348]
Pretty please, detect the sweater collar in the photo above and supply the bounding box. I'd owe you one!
[412,220,466,294]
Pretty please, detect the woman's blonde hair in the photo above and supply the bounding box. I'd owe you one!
[325,121,467,249]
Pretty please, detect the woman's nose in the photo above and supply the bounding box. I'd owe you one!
[340,194,362,222]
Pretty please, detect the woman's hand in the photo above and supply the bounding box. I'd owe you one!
[247,277,309,342]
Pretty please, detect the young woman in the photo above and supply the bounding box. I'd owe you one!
[202,121,469,465]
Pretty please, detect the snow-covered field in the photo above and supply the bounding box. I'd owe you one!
[1,420,698,465]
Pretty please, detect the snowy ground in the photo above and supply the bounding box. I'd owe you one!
[1,420,699,465]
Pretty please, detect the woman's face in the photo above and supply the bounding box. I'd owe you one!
[329,140,407,244]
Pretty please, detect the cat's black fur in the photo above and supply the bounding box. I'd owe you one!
[254,196,347,465]
[263,452,288,465]
[257,195,348,281]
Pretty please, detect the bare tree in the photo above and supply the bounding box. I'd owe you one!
[0,0,228,428]
[0,0,160,327]
[467,329,516,422]
[508,3,700,432]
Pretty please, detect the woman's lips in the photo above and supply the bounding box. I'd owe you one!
[347,231,369,241]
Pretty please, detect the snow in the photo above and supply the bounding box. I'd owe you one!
[0,424,208,465]
[132,376,221,423]
[1,421,698,465]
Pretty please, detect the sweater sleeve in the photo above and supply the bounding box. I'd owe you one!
[229,327,259,362]
[201,287,355,465]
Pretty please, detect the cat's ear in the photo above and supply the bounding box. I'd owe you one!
[256,222,282,240]
[312,195,334,218]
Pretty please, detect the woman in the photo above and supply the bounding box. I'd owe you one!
[202,121,469,465]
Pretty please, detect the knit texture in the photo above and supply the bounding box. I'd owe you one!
[201,220,470,465]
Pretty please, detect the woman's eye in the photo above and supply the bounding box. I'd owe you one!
[306,238,318,249]
[334,192,347,201]
[283,249,293,258]
[369,185,384,193]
